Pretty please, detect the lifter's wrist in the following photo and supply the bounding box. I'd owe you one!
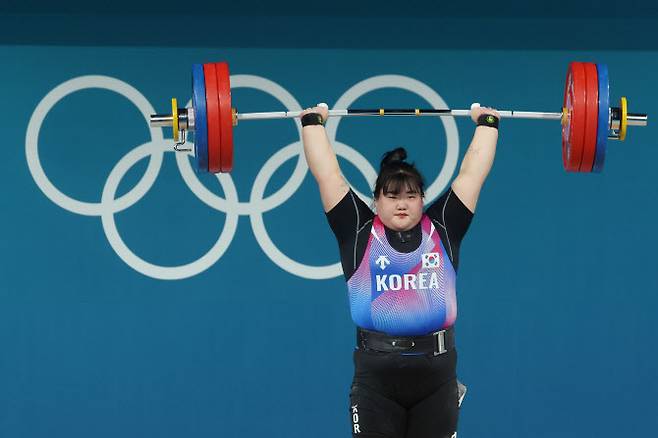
[301,112,325,127]
[476,114,499,130]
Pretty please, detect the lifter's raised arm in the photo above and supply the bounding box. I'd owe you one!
[451,105,501,213]
[300,104,350,212]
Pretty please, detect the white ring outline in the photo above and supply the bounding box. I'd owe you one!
[101,141,239,280]
[25,75,164,216]
[249,141,377,279]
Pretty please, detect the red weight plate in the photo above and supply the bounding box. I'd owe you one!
[562,62,587,172]
[580,63,599,173]
[203,63,222,173]
[562,66,574,170]
[215,62,234,173]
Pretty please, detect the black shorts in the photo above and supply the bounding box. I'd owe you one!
[349,347,460,438]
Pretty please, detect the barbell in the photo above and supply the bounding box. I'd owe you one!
[150,61,648,174]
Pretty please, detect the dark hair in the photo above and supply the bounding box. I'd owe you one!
[373,147,425,199]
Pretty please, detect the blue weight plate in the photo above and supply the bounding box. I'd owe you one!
[593,64,609,173]
[192,64,209,172]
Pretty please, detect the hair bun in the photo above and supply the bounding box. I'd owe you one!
[380,147,407,169]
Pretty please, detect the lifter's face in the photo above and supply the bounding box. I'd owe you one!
[374,188,424,232]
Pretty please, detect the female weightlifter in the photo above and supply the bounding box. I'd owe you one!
[299,102,500,438]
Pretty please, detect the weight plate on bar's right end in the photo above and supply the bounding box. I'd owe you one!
[579,62,599,173]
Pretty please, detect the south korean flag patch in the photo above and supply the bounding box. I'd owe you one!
[422,252,441,269]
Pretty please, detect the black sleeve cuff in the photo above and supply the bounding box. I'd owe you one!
[476,114,499,129]
[301,112,325,127]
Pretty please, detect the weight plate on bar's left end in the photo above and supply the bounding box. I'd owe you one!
[191,64,208,172]
[593,64,609,173]
[562,62,587,172]
[204,63,222,173]
[580,62,599,173]
[215,62,234,173]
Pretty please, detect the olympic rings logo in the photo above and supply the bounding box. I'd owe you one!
[25,74,460,280]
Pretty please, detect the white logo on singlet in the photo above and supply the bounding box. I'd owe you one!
[375,255,390,270]
[375,272,440,292]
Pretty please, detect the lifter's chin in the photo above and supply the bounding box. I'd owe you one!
[388,216,420,231]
